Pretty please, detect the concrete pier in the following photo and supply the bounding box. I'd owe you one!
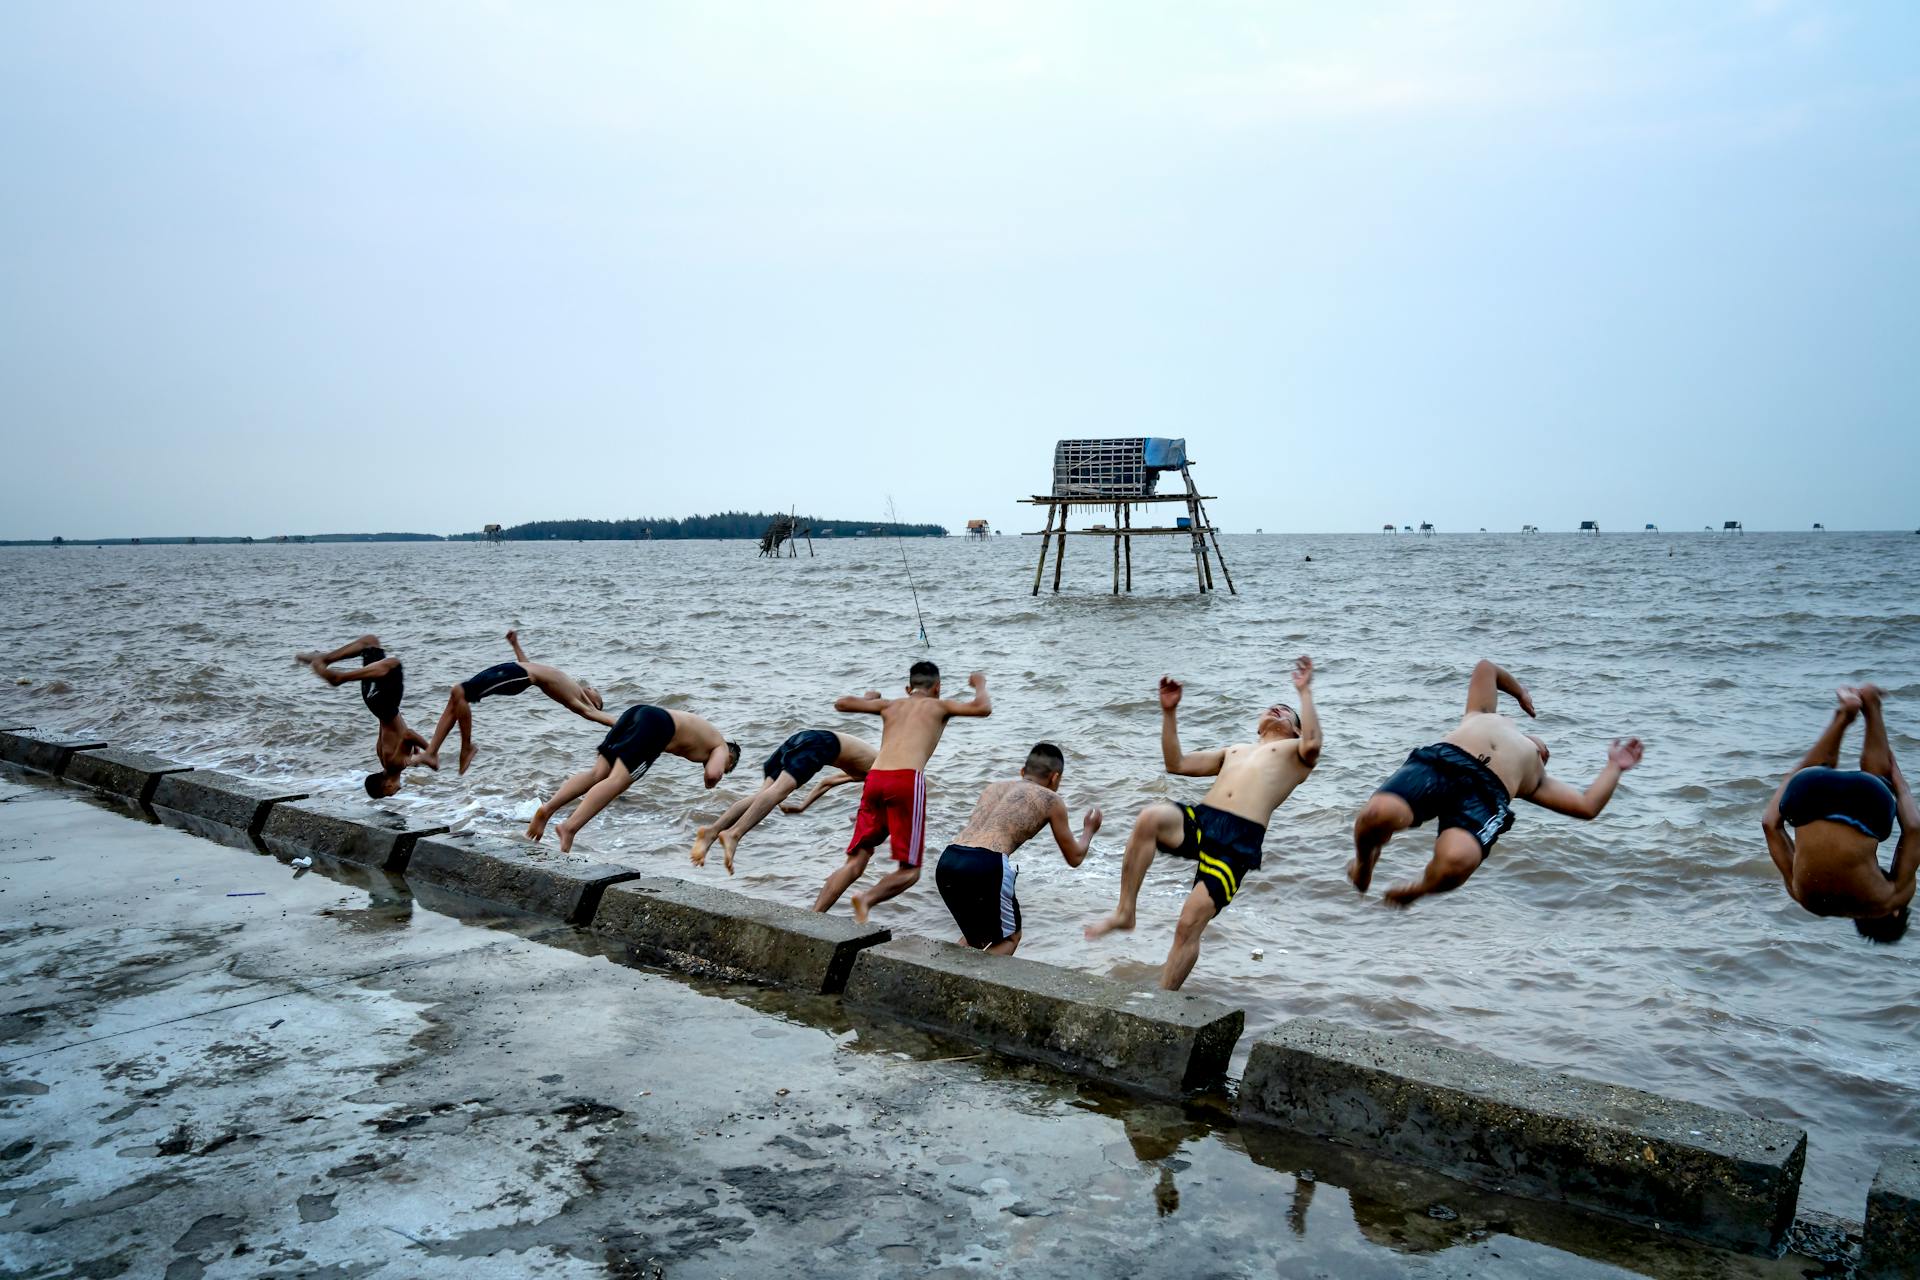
[148,768,308,849]
[407,830,642,924]
[1238,1016,1807,1252]
[0,728,109,775]
[593,877,891,993]
[63,746,193,805]
[842,935,1243,1098]
[1863,1148,1920,1278]
[257,795,448,872]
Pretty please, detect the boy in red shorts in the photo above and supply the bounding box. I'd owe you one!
[811,661,992,921]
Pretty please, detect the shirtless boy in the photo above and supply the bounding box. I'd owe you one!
[526,704,740,853]
[691,729,877,874]
[294,634,435,798]
[934,742,1100,955]
[427,630,614,774]
[1350,659,1644,907]
[1763,685,1915,943]
[811,661,991,921]
[1085,658,1321,991]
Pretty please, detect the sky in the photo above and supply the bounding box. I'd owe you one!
[2,1,1916,538]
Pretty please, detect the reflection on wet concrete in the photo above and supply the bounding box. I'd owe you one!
[0,774,1861,1277]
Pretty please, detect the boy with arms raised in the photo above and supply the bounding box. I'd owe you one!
[812,661,991,921]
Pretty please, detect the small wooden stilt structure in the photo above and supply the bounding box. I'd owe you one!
[1022,439,1233,595]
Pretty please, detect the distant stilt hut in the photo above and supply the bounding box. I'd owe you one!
[1521,524,1539,533]
[966,519,990,540]
[1419,522,1435,535]
[1723,520,1744,534]
[1644,523,1658,532]
[483,522,503,545]
[1579,520,1600,533]
[1023,438,1232,595]
[1813,523,1825,531]
[1381,523,1396,534]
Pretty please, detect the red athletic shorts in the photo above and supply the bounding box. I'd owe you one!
[845,768,926,867]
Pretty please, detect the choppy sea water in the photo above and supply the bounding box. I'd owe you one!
[2,532,1915,1215]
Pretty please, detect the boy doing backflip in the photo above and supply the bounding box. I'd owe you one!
[1085,657,1320,990]
[294,634,436,797]
[812,661,991,922]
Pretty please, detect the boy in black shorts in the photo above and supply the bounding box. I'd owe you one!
[691,729,877,874]
[934,742,1100,955]
[1085,661,1321,991]
[527,704,741,853]
[424,629,612,774]
[295,634,436,798]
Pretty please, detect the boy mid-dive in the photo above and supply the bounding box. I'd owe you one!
[527,704,740,853]
[426,629,613,774]
[812,661,991,922]
[691,729,877,874]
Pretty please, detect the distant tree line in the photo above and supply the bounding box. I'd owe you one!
[452,511,947,541]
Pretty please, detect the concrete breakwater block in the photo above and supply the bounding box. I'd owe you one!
[407,831,642,924]
[0,729,110,776]
[1237,1017,1806,1253]
[593,879,890,994]
[1863,1147,1920,1279]
[150,770,308,848]
[64,747,193,804]
[842,936,1244,1097]
[257,796,448,872]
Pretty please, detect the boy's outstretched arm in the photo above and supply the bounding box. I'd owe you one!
[942,672,993,718]
[507,629,531,664]
[1526,738,1643,819]
[835,691,889,715]
[1159,676,1224,776]
[308,655,398,687]
[1466,659,1535,717]
[1292,656,1322,768]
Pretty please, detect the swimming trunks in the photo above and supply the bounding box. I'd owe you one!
[846,768,926,866]
[460,661,532,703]
[1375,742,1515,854]
[936,844,1019,947]
[597,704,675,777]
[1161,802,1266,913]
[1781,767,1896,842]
[762,730,840,787]
[359,647,404,725]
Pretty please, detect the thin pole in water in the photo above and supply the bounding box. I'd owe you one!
[887,496,930,649]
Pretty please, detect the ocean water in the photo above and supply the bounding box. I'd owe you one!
[3,531,1915,1215]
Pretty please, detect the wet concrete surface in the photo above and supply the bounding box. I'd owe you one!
[0,773,1858,1278]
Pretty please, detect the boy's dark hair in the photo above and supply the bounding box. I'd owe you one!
[1856,906,1910,945]
[725,742,742,773]
[363,772,389,799]
[909,660,940,691]
[1023,742,1065,779]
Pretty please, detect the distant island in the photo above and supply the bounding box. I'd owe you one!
[0,511,946,547]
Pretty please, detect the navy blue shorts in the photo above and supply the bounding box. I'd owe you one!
[1375,742,1515,854]
[358,647,403,725]
[936,844,1020,947]
[461,661,532,703]
[598,704,674,777]
[762,730,840,787]
[1782,767,1896,841]
[1162,803,1266,913]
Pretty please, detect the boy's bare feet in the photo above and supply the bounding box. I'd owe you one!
[556,822,577,854]
[718,828,740,875]
[851,893,870,924]
[690,825,716,868]
[1838,686,1864,715]
[1347,849,1380,893]
[526,809,550,842]
[458,740,477,774]
[1083,909,1134,940]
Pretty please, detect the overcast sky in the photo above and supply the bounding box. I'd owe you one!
[3,2,1915,538]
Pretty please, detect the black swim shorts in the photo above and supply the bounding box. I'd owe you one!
[1375,742,1515,854]
[1781,767,1896,842]
[359,647,404,725]
[460,661,532,703]
[597,704,675,777]
[935,843,1021,948]
[1162,802,1266,914]
[762,729,840,787]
